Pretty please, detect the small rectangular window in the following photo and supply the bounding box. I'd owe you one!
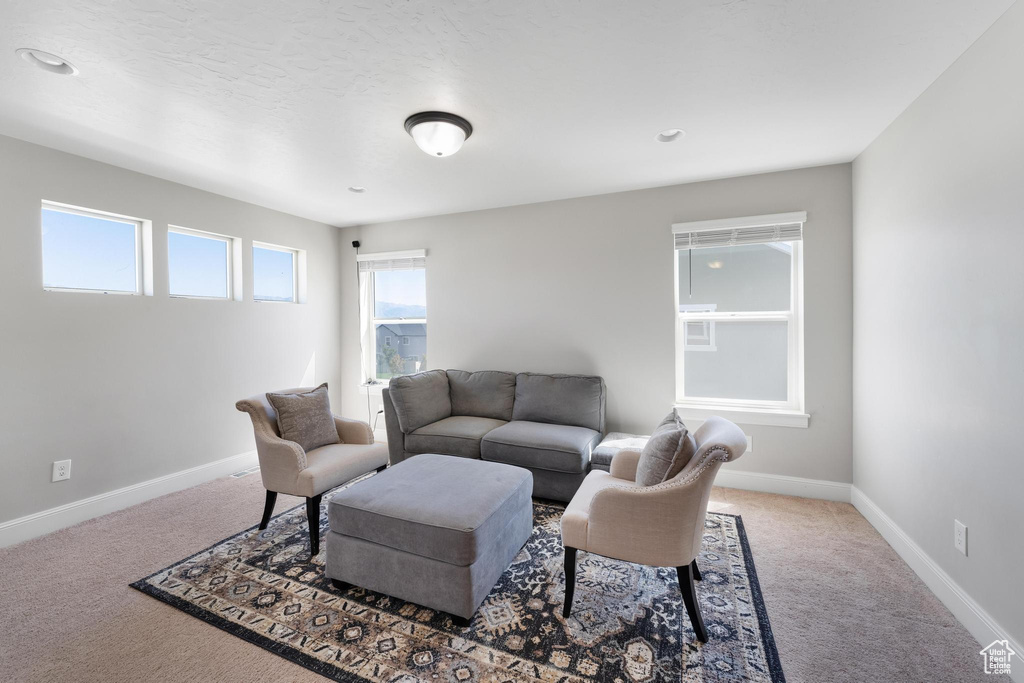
[42,202,143,294]
[253,242,298,302]
[168,227,234,299]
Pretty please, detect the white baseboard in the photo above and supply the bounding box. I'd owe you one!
[0,450,258,549]
[852,486,1022,682]
[714,468,852,502]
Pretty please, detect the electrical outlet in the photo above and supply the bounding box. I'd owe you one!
[52,459,71,482]
[954,519,967,556]
[745,435,754,453]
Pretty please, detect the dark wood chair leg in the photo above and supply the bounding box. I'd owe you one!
[450,614,471,628]
[306,494,323,556]
[677,563,708,642]
[562,547,577,618]
[331,579,350,591]
[259,490,278,530]
[375,464,387,473]
[691,558,702,581]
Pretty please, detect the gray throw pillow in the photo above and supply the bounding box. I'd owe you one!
[635,411,696,486]
[266,383,340,453]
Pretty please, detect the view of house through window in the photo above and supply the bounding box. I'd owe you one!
[41,203,141,293]
[674,215,804,413]
[372,268,426,379]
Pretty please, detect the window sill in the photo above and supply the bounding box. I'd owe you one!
[673,404,809,428]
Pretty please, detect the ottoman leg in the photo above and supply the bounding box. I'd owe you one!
[306,494,323,557]
[450,614,471,628]
[562,546,577,618]
[331,579,351,591]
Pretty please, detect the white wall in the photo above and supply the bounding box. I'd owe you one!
[853,0,1024,650]
[0,134,342,526]
[341,163,853,484]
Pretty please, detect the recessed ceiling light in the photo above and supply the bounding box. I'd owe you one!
[348,186,367,193]
[16,48,79,76]
[404,111,473,157]
[707,260,723,269]
[656,128,685,143]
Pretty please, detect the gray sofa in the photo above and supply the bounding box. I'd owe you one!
[383,369,606,501]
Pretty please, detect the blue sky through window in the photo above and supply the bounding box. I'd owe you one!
[253,246,295,301]
[168,230,229,298]
[41,207,137,292]
[374,269,426,318]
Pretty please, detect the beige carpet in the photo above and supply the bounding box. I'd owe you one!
[0,474,989,682]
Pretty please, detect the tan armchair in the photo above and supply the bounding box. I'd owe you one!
[236,388,389,557]
[560,416,747,641]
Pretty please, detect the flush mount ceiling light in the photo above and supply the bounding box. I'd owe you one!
[16,48,79,76]
[404,111,473,157]
[348,186,367,193]
[656,128,686,143]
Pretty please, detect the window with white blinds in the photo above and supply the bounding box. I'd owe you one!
[356,250,427,382]
[671,212,807,423]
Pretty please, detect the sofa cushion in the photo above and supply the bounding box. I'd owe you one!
[405,416,507,459]
[592,432,649,471]
[481,420,601,474]
[511,373,605,432]
[446,369,516,421]
[635,412,696,486]
[388,370,452,433]
[327,454,533,566]
[265,383,340,452]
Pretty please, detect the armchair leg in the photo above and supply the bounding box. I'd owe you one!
[562,547,577,618]
[677,564,708,642]
[259,491,278,530]
[691,559,702,581]
[306,494,323,557]
[375,464,387,473]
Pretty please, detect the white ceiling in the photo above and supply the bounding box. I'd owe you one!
[0,1,1013,226]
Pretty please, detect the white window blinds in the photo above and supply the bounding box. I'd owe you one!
[356,249,426,272]
[672,212,806,250]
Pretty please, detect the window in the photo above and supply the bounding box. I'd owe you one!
[168,226,236,299]
[41,201,147,294]
[673,212,807,427]
[357,250,427,382]
[253,242,298,302]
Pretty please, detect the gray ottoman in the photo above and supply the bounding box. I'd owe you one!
[325,454,533,623]
[591,432,649,471]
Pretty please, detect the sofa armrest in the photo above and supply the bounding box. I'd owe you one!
[382,388,406,465]
[334,415,373,444]
[609,448,642,481]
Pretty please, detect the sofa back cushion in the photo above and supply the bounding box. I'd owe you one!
[635,411,696,486]
[388,370,452,433]
[511,372,605,432]
[447,370,517,421]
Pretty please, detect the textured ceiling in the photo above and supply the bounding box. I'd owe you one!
[0,1,1013,226]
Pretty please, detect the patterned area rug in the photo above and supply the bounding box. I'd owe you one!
[132,498,784,682]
